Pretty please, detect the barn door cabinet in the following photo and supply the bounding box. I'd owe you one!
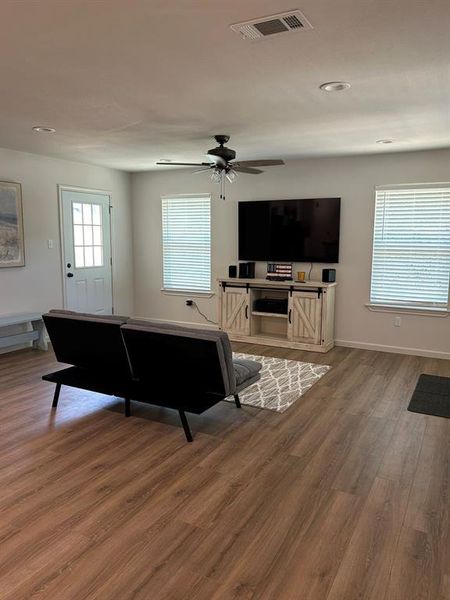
[220,285,250,336]
[288,290,322,345]
[218,278,336,353]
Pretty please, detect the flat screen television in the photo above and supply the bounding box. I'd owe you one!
[238,198,341,263]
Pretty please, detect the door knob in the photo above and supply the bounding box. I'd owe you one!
[67,273,74,278]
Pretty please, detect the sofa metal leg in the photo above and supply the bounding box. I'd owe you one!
[52,383,62,408]
[124,398,131,417]
[178,409,193,442]
[234,394,241,408]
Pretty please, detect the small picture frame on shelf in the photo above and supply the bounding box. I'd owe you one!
[266,263,293,281]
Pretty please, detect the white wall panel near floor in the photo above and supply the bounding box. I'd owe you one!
[0,146,133,319]
[131,148,450,359]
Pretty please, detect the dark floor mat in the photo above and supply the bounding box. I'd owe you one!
[408,374,450,419]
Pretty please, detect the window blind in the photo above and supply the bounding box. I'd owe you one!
[162,194,211,293]
[370,185,450,310]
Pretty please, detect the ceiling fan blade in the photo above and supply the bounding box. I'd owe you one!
[233,159,285,167]
[233,166,264,175]
[156,161,211,167]
[192,168,212,174]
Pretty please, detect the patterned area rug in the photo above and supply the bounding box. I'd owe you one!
[227,353,331,413]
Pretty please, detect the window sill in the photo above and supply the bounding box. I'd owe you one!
[161,288,215,298]
[366,303,449,317]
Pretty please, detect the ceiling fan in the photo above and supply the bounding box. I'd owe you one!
[156,135,285,200]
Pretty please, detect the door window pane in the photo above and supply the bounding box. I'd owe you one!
[92,204,101,225]
[84,246,94,267]
[73,201,104,268]
[82,203,92,224]
[73,225,83,246]
[93,246,103,266]
[74,246,85,268]
[73,203,83,224]
[83,225,93,246]
[93,226,102,246]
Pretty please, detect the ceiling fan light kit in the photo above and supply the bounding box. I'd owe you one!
[156,135,285,200]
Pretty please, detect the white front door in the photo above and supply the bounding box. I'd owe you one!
[60,187,113,314]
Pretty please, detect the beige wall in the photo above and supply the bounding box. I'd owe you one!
[0,147,133,317]
[132,148,450,359]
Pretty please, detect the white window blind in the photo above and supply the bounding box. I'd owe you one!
[162,194,211,293]
[370,185,450,310]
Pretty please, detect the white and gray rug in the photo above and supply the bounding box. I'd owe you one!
[227,353,331,413]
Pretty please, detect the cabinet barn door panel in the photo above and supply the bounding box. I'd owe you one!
[289,292,322,344]
[222,287,250,335]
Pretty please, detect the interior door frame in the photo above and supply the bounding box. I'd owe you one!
[57,184,114,312]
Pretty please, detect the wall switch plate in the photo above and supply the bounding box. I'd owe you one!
[47,239,53,249]
[394,316,402,327]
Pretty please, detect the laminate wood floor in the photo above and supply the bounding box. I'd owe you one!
[0,344,449,600]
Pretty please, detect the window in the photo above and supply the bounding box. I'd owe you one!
[162,194,211,293]
[72,202,104,268]
[370,184,450,311]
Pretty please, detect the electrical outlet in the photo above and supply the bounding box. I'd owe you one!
[394,316,402,327]
[186,299,193,307]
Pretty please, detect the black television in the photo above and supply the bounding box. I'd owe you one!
[238,198,341,263]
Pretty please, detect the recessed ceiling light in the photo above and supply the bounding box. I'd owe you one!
[319,81,351,92]
[32,126,56,133]
[376,139,394,144]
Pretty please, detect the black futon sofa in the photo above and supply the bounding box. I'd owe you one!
[42,310,262,441]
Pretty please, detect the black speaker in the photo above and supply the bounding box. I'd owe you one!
[246,262,255,279]
[239,262,249,279]
[228,265,237,278]
[322,268,336,283]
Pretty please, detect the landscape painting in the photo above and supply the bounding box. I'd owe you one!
[0,181,25,267]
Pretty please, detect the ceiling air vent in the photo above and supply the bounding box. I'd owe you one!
[231,10,313,41]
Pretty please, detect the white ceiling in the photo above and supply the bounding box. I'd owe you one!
[0,0,449,171]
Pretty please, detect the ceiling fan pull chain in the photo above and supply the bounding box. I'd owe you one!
[221,170,226,200]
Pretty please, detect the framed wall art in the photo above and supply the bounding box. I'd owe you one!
[0,181,25,267]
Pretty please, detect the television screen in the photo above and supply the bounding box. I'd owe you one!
[238,198,341,263]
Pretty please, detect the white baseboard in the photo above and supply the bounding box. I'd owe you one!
[139,323,450,359]
[129,322,449,359]
[131,316,219,331]
[335,339,450,360]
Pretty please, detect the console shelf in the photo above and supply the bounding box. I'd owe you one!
[251,311,288,319]
[218,278,336,353]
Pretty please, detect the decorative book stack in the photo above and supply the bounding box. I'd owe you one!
[266,263,293,281]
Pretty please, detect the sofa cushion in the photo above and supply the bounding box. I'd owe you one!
[43,312,131,378]
[128,320,236,390]
[233,358,262,386]
[49,309,129,322]
[121,323,232,396]
[128,318,200,329]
